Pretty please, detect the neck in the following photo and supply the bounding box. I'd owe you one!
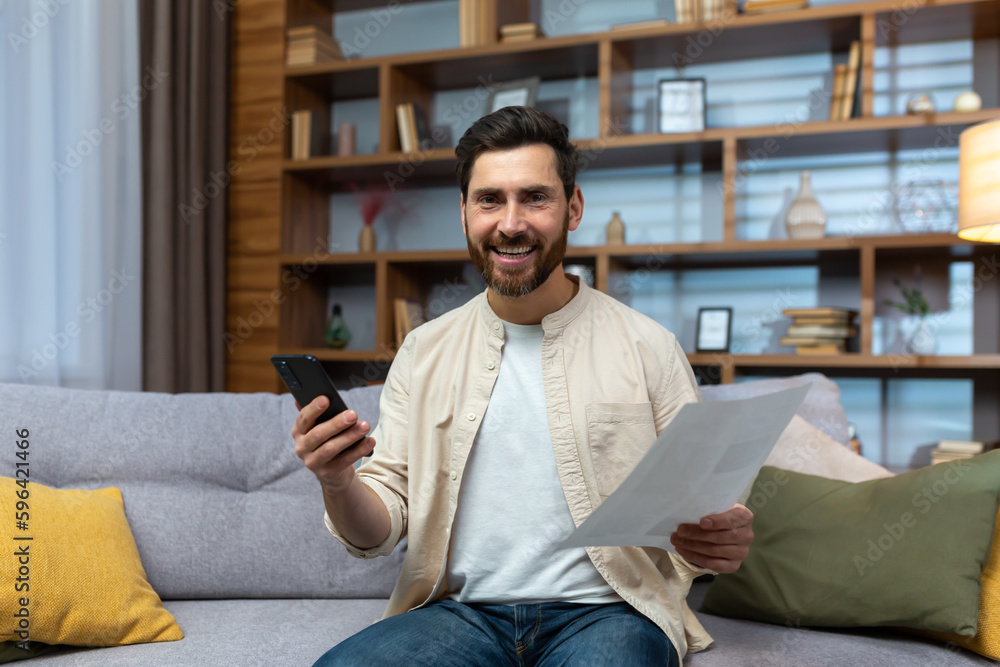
[487,267,579,325]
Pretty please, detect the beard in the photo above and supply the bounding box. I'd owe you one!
[466,210,569,298]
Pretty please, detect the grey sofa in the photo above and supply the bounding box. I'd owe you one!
[0,375,989,666]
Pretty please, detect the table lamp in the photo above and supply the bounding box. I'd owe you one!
[958,118,1000,242]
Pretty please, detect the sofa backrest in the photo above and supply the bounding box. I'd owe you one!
[0,382,404,601]
[0,372,850,601]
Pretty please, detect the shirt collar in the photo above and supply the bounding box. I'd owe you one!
[477,274,591,339]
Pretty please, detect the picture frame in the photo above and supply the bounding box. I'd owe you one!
[695,307,732,353]
[485,77,541,115]
[658,78,707,133]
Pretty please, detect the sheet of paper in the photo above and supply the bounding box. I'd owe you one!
[557,384,809,551]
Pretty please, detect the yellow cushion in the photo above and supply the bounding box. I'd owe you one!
[0,477,183,646]
[918,507,1000,659]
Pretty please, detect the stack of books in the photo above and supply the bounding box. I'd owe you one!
[500,22,543,43]
[829,41,861,120]
[458,0,488,46]
[611,18,671,31]
[290,110,321,160]
[780,307,857,354]
[286,26,342,66]
[743,0,809,14]
[394,298,426,348]
[931,440,987,465]
[394,103,430,153]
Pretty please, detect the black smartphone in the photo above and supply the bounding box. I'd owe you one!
[271,354,353,427]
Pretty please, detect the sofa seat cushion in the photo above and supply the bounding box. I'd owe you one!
[22,599,389,666]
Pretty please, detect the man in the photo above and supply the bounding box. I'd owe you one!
[294,106,754,666]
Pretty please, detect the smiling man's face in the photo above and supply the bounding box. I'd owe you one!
[461,144,582,298]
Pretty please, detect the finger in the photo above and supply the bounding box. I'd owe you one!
[306,424,372,469]
[673,545,744,574]
[295,396,340,441]
[698,504,754,531]
[672,532,749,560]
[294,399,301,411]
[674,525,745,545]
[306,413,366,454]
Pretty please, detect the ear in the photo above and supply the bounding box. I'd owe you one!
[567,185,584,232]
[460,193,467,237]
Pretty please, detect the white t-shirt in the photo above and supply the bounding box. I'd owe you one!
[445,319,622,605]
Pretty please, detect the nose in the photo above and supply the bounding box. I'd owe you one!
[497,200,528,238]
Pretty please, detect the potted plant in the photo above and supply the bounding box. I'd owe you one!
[884,267,935,355]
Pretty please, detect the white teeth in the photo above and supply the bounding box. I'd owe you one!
[495,246,532,256]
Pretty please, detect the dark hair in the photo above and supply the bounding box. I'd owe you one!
[455,106,578,203]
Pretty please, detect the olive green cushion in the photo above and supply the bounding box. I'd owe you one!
[0,641,61,663]
[702,452,1000,635]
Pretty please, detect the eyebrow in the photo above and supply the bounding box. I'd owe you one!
[470,184,558,199]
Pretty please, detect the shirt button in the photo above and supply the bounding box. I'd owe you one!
[486,361,495,370]
[492,321,501,330]
[467,412,476,421]
[450,470,458,480]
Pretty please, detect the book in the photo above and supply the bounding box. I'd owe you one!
[788,315,853,325]
[829,64,847,121]
[840,40,861,121]
[675,0,694,23]
[792,343,845,355]
[395,103,415,152]
[782,307,857,318]
[290,110,316,160]
[744,0,808,13]
[936,440,985,454]
[611,19,670,30]
[780,336,850,347]
[786,324,857,338]
[394,298,426,348]
[411,104,431,146]
[500,22,542,37]
[286,25,342,66]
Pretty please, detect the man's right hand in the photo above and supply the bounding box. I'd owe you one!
[292,396,375,495]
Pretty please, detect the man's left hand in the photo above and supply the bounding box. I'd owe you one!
[669,504,754,574]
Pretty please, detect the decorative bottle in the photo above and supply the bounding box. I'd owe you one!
[324,304,351,349]
[606,211,625,245]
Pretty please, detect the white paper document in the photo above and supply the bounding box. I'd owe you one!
[557,384,809,551]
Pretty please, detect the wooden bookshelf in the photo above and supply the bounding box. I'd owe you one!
[228,0,1000,443]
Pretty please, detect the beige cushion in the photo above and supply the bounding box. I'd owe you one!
[765,414,893,483]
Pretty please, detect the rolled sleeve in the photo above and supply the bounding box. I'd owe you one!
[323,477,407,559]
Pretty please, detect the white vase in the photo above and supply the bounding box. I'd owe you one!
[903,316,936,355]
[784,171,827,240]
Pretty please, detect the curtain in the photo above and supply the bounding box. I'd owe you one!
[0,0,143,390]
[139,0,230,393]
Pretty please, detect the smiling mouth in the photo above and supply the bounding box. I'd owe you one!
[491,245,535,259]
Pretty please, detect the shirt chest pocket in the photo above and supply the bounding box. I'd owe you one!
[586,402,657,499]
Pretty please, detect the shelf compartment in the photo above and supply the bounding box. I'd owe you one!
[277,261,376,350]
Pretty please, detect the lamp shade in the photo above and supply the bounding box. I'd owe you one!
[958,118,1000,242]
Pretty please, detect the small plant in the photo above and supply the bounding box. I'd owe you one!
[884,266,930,318]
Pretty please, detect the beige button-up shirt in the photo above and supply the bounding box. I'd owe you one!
[325,275,715,661]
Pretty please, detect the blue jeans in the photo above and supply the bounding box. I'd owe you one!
[313,599,678,666]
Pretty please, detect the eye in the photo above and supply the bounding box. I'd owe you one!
[479,195,498,206]
[528,193,547,203]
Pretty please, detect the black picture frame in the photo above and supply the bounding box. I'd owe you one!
[695,307,733,353]
[485,77,541,115]
[657,78,707,133]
